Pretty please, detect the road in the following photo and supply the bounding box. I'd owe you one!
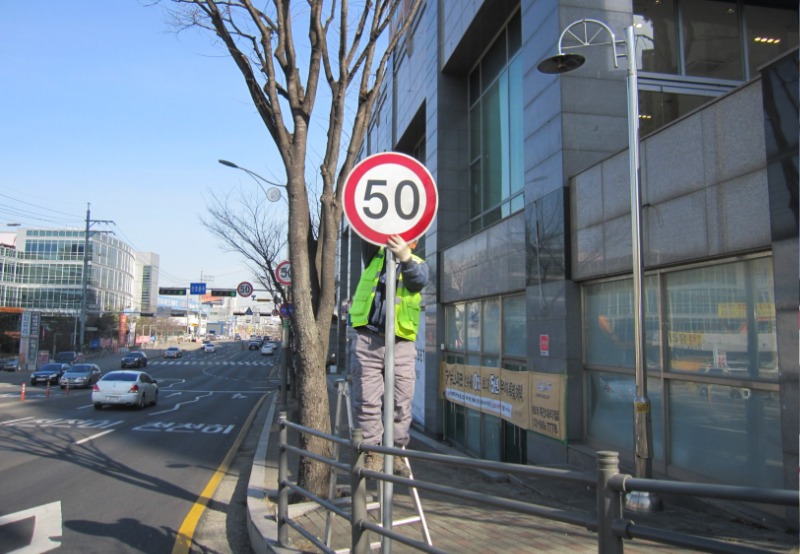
[0,339,280,553]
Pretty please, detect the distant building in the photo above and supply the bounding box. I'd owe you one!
[0,228,135,314]
[133,251,160,314]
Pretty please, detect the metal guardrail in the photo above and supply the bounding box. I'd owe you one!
[277,413,797,554]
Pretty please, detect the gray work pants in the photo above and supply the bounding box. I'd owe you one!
[349,329,416,447]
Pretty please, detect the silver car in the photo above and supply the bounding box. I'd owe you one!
[92,370,158,410]
[59,364,102,389]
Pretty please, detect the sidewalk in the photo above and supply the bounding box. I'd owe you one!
[247,374,799,554]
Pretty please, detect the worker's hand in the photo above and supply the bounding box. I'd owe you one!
[387,235,412,262]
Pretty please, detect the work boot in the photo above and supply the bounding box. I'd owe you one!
[393,455,411,477]
[363,451,384,472]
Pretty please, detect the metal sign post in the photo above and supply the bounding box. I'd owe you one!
[343,152,438,552]
[382,251,397,549]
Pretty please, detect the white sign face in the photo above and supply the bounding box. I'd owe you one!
[275,261,292,285]
[237,281,254,297]
[344,152,438,245]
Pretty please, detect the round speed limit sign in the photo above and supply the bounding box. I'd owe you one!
[275,260,292,285]
[343,152,438,245]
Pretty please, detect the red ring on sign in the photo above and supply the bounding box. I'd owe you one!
[344,152,437,245]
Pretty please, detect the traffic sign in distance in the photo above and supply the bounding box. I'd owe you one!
[343,152,438,245]
[275,261,292,285]
[237,282,254,297]
[190,282,207,295]
[210,289,237,297]
[159,288,187,296]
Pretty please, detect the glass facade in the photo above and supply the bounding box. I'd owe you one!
[634,0,799,136]
[468,11,524,233]
[583,256,781,486]
[0,229,135,315]
[443,294,526,461]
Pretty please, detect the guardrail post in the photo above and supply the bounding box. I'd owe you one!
[597,451,623,554]
[351,428,369,554]
[278,411,289,546]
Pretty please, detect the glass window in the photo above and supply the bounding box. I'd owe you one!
[586,371,664,459]
[481,76,507,214]
[465,407,482,456]
[468,12,523,233]
[670,380,782,487]
[446,304,465,350]
[666,258,777,379]
[634,0,679,74]
[745,1,800,76]
[482,413,502,461]
[482,298,500,355]
[634,0,798,134]
[466,301,481,352]
[682,0,744,81]
[502,295,526,358]
[639,89,713,137]
[583,276,660,370]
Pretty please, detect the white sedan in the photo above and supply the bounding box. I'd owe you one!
[204,342,217,353]
[92,370,158,410]
[261,343,275,355]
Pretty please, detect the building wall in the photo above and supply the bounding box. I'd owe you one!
[343,1,797,526]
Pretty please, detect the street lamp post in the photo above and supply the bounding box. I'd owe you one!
[219,159,293,405]
[538,19,661,513]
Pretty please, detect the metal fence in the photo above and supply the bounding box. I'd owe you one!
[276,413,797,554]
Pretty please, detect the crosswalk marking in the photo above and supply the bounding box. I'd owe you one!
[150,360,271,366]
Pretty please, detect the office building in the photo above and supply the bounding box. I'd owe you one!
[338,0,798,526]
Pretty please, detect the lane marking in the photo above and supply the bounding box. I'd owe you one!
[172,393,268,554]
[74,429,116,445]
[0,416,34,426]
[0,500,62,553]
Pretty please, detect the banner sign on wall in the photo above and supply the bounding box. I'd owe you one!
[440,363,566,442]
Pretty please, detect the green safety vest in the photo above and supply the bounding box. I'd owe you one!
[349,248,424,341]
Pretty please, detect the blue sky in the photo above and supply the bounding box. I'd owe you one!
[0,1,291,289]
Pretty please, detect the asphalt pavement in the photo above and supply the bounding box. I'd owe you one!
[246,372,799,554]
[3,346,797,553]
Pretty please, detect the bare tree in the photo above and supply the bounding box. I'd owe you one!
[202,189,288,301]
[161,0,422,495]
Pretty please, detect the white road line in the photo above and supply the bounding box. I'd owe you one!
[74,429,116,445]
[0,500,62,552]
[0,416,35,426]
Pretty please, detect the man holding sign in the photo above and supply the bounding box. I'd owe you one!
[348,234,428,476]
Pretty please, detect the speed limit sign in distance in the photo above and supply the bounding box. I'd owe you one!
[343,152,438,245]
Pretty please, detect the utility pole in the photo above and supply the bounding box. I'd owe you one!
[78,204,114,352]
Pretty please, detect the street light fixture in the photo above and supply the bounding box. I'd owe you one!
[218,159,287,203]
[538,19,662,513]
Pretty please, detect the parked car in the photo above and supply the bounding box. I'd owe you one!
[53,351,83,365]
[260,343,274,356]
[1,357,20,371]
[164,347,183,359]
[248,341,261,350]
[30,363,70,385]
[204,343,217,353]
[59,364,102,389]
[121,351,148,368]
[92,370,158,410]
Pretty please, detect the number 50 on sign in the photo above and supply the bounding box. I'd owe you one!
[343,152,438,245]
